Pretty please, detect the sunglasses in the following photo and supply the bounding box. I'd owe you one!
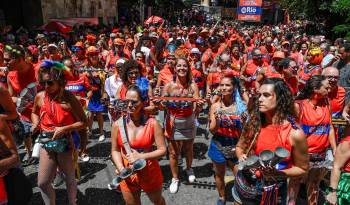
[253,54,262,59]
[3,57,15,63]
[127,71,139,76]
[125,99,140,106]
[326,75,339,80]
[40,80,55,87]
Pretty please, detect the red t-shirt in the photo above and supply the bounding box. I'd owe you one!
[158,65,175,86]
[328,86,346,117]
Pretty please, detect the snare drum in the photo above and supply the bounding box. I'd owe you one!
[232,170,288,205]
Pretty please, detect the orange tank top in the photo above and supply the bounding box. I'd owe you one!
[119,84,128,100]
[117,118,156,153]
[255,122,294,170]
[298,64,321,90]
[341,136,350,173]
[264,67,283,79]
[40,93,76,131]
[298,99,331,153]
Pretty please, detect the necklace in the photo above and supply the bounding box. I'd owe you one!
[307,99,317,110]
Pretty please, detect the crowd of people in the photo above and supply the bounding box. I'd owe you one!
[0,18,350,205]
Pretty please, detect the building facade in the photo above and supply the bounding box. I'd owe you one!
[0,0,118,29]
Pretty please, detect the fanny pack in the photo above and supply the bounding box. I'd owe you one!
[39,132,68,153]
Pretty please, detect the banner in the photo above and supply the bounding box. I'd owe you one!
[237,0,262,22]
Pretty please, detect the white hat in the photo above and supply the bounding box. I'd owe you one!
[191,48,201,55]
[47,44,58,49]
[116,59,125,65]
[149,32,159,38]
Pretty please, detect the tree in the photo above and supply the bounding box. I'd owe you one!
[330,0,350,39]
[280,0,350,39]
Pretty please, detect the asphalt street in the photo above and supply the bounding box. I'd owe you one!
[23,113,316,205]
[23,114,236,205]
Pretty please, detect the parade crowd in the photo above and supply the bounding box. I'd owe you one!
[1,18,350,205]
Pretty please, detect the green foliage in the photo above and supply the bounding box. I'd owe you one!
[280,0,350,38]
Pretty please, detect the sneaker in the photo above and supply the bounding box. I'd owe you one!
[80,153,90,162]
[169,178,179,194]
[217,198,226,205]
[98,134,105,142]
[53,172,65,187]
[186,168,196,183]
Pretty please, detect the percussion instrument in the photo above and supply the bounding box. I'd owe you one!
[78,68,107,73]
[332,117,348,127]
[16,82,37,113]
[0,67,8,73]
[238,147,290,171]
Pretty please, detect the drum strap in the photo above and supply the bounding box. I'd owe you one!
[260,184,278,205]
[117,117,132,155]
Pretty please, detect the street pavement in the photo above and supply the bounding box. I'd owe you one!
[23,113,318,205]
[24,114,237,205]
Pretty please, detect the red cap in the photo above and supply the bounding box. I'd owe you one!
[112,28,119,33]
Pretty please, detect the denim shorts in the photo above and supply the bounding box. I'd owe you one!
[208,135,238,164]
[11,119,32,145]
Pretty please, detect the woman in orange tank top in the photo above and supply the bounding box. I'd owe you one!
[31,61,87,205]
[111,85,166,205]
[289,75,337,205]
[235,78,309,205]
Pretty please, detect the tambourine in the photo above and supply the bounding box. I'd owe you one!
[0,67,8,73]
[78,68,107,73]
[332,118,348,127]
[151,95,203,109]
[16,82,37,113]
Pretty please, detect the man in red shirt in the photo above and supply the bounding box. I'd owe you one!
[4,45,37,165]
[323,66,345,142]
[156,53,176,90]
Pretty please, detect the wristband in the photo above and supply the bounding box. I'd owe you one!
[327,186,337,193]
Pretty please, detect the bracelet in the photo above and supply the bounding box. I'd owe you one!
[327,186,337,193]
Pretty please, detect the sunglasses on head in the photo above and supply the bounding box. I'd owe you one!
[253,54,262,58]
[40,80,54,86]
[71,46,82,52]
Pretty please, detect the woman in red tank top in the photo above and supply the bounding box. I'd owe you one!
[326,135,350,205]
[111,85,166,205]
[235,78,309,205]
[116,59,156,115]
[162,57,205,194]
[292,75,336,205]
[31,61,87,205]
